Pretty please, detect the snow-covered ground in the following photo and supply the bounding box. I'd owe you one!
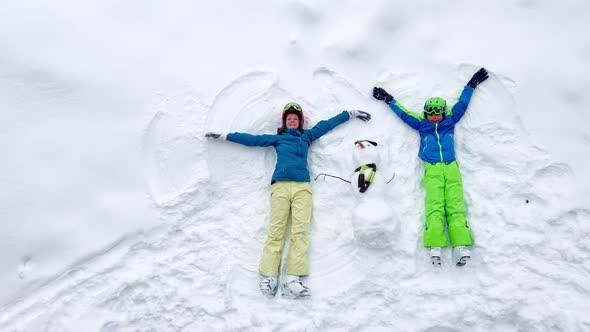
[1,1,589,331]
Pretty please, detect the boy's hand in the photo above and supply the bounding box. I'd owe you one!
[348,110,371,122]
[467,68,489,88]
[372,87,394,104]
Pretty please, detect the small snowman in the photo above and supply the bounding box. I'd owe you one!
[349,140,400,249]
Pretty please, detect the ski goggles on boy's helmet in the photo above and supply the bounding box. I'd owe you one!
[283,102,302,112]
[423,97,447,115]
[424,105,445,115]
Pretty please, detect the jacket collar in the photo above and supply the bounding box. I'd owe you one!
[283,128,303,136]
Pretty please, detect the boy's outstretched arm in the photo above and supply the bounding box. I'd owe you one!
[450,67,489,123]
[373,87,421,130]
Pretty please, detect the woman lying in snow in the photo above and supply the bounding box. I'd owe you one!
[206,103,371,298]
[372,68,489,267]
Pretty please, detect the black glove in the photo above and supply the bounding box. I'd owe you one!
[205,132,226,140]
[467,67,489,89]
[372,87,394,104]
[348,110,371,122]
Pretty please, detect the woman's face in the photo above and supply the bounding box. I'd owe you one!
[426,113,443,124]
[285,113,300,129]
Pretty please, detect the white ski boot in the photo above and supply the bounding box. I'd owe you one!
[454,246,471,266]
[281,275,310,299]
[430,247,442,267]
[259,275,278,297]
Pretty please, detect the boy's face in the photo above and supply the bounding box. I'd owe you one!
[426,113,443,124]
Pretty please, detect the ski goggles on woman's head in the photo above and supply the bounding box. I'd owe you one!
[283,102,302,112]
[424,105,445,115]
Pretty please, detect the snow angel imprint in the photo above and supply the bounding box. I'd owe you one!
[206,103,371,298]
[372,68,489,267]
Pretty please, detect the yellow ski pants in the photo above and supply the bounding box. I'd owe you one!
[259,181,312,276]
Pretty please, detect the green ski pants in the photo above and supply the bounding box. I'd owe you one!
[259,181,312,276]
[423,161,473,248]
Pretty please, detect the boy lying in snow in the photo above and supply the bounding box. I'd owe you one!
[372,68,489,267]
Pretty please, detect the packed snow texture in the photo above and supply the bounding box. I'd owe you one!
[1,1,589,331]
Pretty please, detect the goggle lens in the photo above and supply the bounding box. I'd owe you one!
[424,105,443,115]
[283,102,302,112]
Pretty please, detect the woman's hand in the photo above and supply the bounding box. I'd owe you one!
[348,110,371,122]
[205,132,227,140]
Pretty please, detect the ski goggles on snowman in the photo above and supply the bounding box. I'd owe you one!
[283,102,302,112]
[355,163,377,193]
[424,105,445,115]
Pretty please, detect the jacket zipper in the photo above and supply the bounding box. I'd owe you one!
[435,123,444,163]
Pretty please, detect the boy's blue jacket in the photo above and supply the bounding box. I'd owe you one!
[388,86,474,164]
[227,111,350,183]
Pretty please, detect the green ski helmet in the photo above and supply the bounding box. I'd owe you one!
[423,97,447,115]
